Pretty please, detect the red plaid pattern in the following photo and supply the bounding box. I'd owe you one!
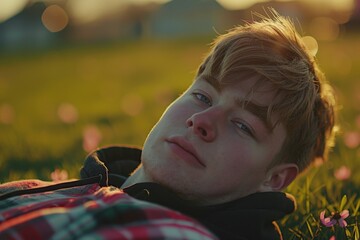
[0,180,218,240]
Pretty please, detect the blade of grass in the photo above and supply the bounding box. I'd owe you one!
[353,200,360,216]
[340,195,348,211]
[306,219,314,238]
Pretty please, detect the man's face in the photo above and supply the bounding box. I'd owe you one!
[141,75,286,205]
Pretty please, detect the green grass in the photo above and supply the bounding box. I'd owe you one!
[0,36,359,239]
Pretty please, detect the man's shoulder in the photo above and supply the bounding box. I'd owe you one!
[187,191,296,240]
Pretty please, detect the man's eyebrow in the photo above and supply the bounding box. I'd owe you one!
[199,75,274,133]
[200,74,221,92]
[236,99,273,133]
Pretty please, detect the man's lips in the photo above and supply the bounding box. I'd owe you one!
[166,137,205,168]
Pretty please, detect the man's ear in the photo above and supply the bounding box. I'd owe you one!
[259,164,299,192]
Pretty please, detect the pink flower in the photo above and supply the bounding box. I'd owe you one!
[57,103,78,124]
[329,236,335,240]
[50,168,68,182]
[343,131,360,149]
[0,103,15,124]
[334,166,351,181]
[82,125,102,152]
[320,210,349,228]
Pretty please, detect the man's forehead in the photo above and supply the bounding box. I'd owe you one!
[197,56,276,90]
[197,73,278,103]
[199,74,221,91]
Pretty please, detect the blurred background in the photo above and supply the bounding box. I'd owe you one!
[0,0,359,183]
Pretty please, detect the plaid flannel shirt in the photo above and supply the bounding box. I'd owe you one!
[0,179,218,240]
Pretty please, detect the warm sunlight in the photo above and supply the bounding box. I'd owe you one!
[0,0,28,22]
[1,0,354,25]
[217,0,354,10]
[217,0,267,9]
[65,0,355,24]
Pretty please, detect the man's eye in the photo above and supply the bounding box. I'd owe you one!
[233,121,253,136]
[193,92,212,106]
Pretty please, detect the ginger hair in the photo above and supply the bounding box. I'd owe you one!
[196,9,336,172]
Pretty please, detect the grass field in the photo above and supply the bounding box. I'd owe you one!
[0,35,359,239]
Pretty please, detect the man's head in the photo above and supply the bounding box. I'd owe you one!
[197,10,336,173]
[125,10,336,205]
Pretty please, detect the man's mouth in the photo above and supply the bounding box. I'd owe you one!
[166,137,206,168]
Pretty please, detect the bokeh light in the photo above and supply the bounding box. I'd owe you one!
[66,0,127,24]
[309,17,340,41]
[0,103,15,124]
[0,0,28,22]
[302,35,318,56]
[121,94,144,116]
[343,131,360,149]
[41,5,69,32]
[50,168,69,182]
[57,103,78,124]
[334,165,351,181]
[82,125,102,152]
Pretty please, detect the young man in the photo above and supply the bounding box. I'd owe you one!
[0,11,336,240]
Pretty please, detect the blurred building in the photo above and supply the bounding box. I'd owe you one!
[0,2,58,52]
[149,0,230,38]
[0,0,357,52]
[67,2,161,43]
[346,0,360,29]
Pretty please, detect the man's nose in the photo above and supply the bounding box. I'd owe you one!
[186,109,219,142]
